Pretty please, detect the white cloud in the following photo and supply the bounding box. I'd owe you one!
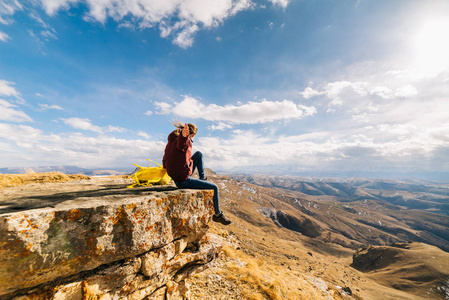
[40,0,78,16]
[369,86,392,99]
[0,0,22,25]
[326,81,368,106]
[0,30,9,42]
[327,81,367,96]
[61,118,130,135]
[370,84,418,99]
[40,28,57,40]
[230,0,253,15]
[0,99,14,108]
[302,81,369,107]
[209,122,232,131]
[107,125,127,133]
[38,103,63,110]
[151,62,449,174]
[144,110,153,116]
[195,122,449,172]
[34,0,254,48]
[28,24,58,51]
[0,80,21,98]
[392,85,418,98]
[154,101,172,112]
[155,96,317,124]
[61,117,103,133]
[197,62,444,174]
[0,123,166,168]
[2,0,257,48]
[14,11,58,51]
[137,131,151,139]
[302,80,418,113]
[173,24,198,48]
[178,0,237,27]
[351,113,375,123]
[268,0,290,9]
[304,80,430,131]
[300,87,325,99]
[0,99,33,122]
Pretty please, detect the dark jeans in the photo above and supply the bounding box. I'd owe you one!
[175,151,221,215]
[191,151,205,180]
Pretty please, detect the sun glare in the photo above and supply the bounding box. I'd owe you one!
[414,20,449,76]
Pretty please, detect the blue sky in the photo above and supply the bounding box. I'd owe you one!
[1,0,449,179]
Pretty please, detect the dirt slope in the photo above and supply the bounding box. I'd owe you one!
[352,243,449,298]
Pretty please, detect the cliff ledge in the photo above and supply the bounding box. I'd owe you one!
[0,178,222,300]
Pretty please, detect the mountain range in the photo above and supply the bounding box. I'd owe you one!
[193,170,449,299]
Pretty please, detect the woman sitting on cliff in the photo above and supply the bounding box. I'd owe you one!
[163,121,231,225]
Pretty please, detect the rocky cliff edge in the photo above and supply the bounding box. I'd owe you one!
[0,179,222,300]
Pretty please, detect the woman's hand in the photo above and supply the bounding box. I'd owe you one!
[182,123,189,137]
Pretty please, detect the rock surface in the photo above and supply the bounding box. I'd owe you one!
[0,179,222,300]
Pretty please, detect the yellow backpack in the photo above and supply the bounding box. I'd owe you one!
[127,159,172,188]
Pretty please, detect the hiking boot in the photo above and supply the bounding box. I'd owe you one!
[213,212,231,225]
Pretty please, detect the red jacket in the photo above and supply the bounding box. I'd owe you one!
[162,131,193,182]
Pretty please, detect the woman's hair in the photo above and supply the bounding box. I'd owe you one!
[171,120,198,136]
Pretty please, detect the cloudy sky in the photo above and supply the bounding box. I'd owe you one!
[1,0,449,179]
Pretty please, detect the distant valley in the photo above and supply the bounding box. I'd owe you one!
[204,171,449,299]
[232,174,449,215]
[230,174,449,252]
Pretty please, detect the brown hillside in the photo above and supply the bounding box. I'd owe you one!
[0,172,90,188]
[352,242,449,298]
[189,171,448,299]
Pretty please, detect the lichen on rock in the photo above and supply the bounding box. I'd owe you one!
[0,180,222,300]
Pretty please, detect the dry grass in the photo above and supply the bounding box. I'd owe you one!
[0,172,90,188]
[220,244,313,300]
[188,231,354,300]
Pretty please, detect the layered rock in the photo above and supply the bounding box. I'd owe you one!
[0,182,222,300]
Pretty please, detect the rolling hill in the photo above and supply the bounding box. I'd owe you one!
[196,171,449,299]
